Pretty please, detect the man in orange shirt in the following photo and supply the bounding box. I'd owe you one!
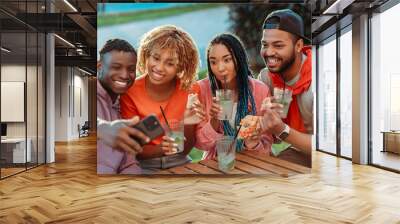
[258,9,313,166]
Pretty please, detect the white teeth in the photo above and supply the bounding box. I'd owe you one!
[268,58,278,63]
[152,71,164,80]
[114,81,128,87]
[268,58,279,65]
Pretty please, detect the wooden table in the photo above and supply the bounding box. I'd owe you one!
[153,150,310,176]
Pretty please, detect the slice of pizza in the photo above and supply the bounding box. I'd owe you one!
[238,115,261,139]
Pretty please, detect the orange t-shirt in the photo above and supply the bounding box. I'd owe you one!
[120,76,200,146]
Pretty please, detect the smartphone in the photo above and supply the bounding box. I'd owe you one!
[132,115,165,145]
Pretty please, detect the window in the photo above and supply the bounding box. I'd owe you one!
[371,2,400,171]
[0,0,47,179]
[317,35,337,154]
[339,27,352,158]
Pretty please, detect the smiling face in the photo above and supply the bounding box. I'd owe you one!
[98,50,137,95]
[260,29,302,73]
[146,48,179,86]
[208,43,237,85]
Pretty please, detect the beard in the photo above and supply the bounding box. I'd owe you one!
[265,49,296,74]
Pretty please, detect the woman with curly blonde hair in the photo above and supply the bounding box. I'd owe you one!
[120,25,206,172]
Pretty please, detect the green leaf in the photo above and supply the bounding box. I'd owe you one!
[271,141,291,157]
[188,147,204,163]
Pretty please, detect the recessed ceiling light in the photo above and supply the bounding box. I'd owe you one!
[54,34,75,48]
[1,47,11,53]
[78,67,92,76]
[63,0,78,12]
[322,0,354,15]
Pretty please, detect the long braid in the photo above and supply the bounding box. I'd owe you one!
[207,33,257,152]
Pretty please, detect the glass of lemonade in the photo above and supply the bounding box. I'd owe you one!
[165,119,185,153]
[273,87,293,119]
[215,89,234,121]
[216,136,236,172]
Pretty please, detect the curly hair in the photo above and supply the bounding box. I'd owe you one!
[137,25,199,91]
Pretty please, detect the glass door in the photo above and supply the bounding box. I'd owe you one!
[370,2,400,171]
[1,31,28,177]
[317,35,337,155]
[339,26,352,159]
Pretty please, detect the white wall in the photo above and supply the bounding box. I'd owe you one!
[1,65,26,81]
[54,66,68,141]
[72,73,89,138]
[1,64,46,164]
[54,67,89,141]
[0,65,38,137]
[1,65,26,139]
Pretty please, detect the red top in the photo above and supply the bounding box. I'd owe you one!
[269,46,312,133]
[120,76,200,146]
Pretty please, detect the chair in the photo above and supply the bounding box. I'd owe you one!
[78,121,90,138]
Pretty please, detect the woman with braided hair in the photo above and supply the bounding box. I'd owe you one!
[195,33,273,159]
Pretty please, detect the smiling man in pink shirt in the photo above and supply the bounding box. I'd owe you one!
[97,39,149,174]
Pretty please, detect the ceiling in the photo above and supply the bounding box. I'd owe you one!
[307,0,391,43]
[0,0,97,75]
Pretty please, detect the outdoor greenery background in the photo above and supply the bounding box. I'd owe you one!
[97,3,311,162]
[98,3,311,78]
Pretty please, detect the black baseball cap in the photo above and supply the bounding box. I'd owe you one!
[263,9,309,42]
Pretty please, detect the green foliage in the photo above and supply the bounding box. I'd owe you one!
[98,4,224,27]
[197,68,208,81]
[227,3,312,74]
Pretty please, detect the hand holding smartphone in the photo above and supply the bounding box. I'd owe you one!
[132,115,165,145]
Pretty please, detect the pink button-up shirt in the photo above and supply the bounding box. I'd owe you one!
[97,80,141,174]
[195,78,273,159]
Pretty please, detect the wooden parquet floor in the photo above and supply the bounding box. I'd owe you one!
[1,135,400,223]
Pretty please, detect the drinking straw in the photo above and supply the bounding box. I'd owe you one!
[224,75,227,90]
[280,83,286,105]
[228,124,242,154]
[160,106,171,132]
